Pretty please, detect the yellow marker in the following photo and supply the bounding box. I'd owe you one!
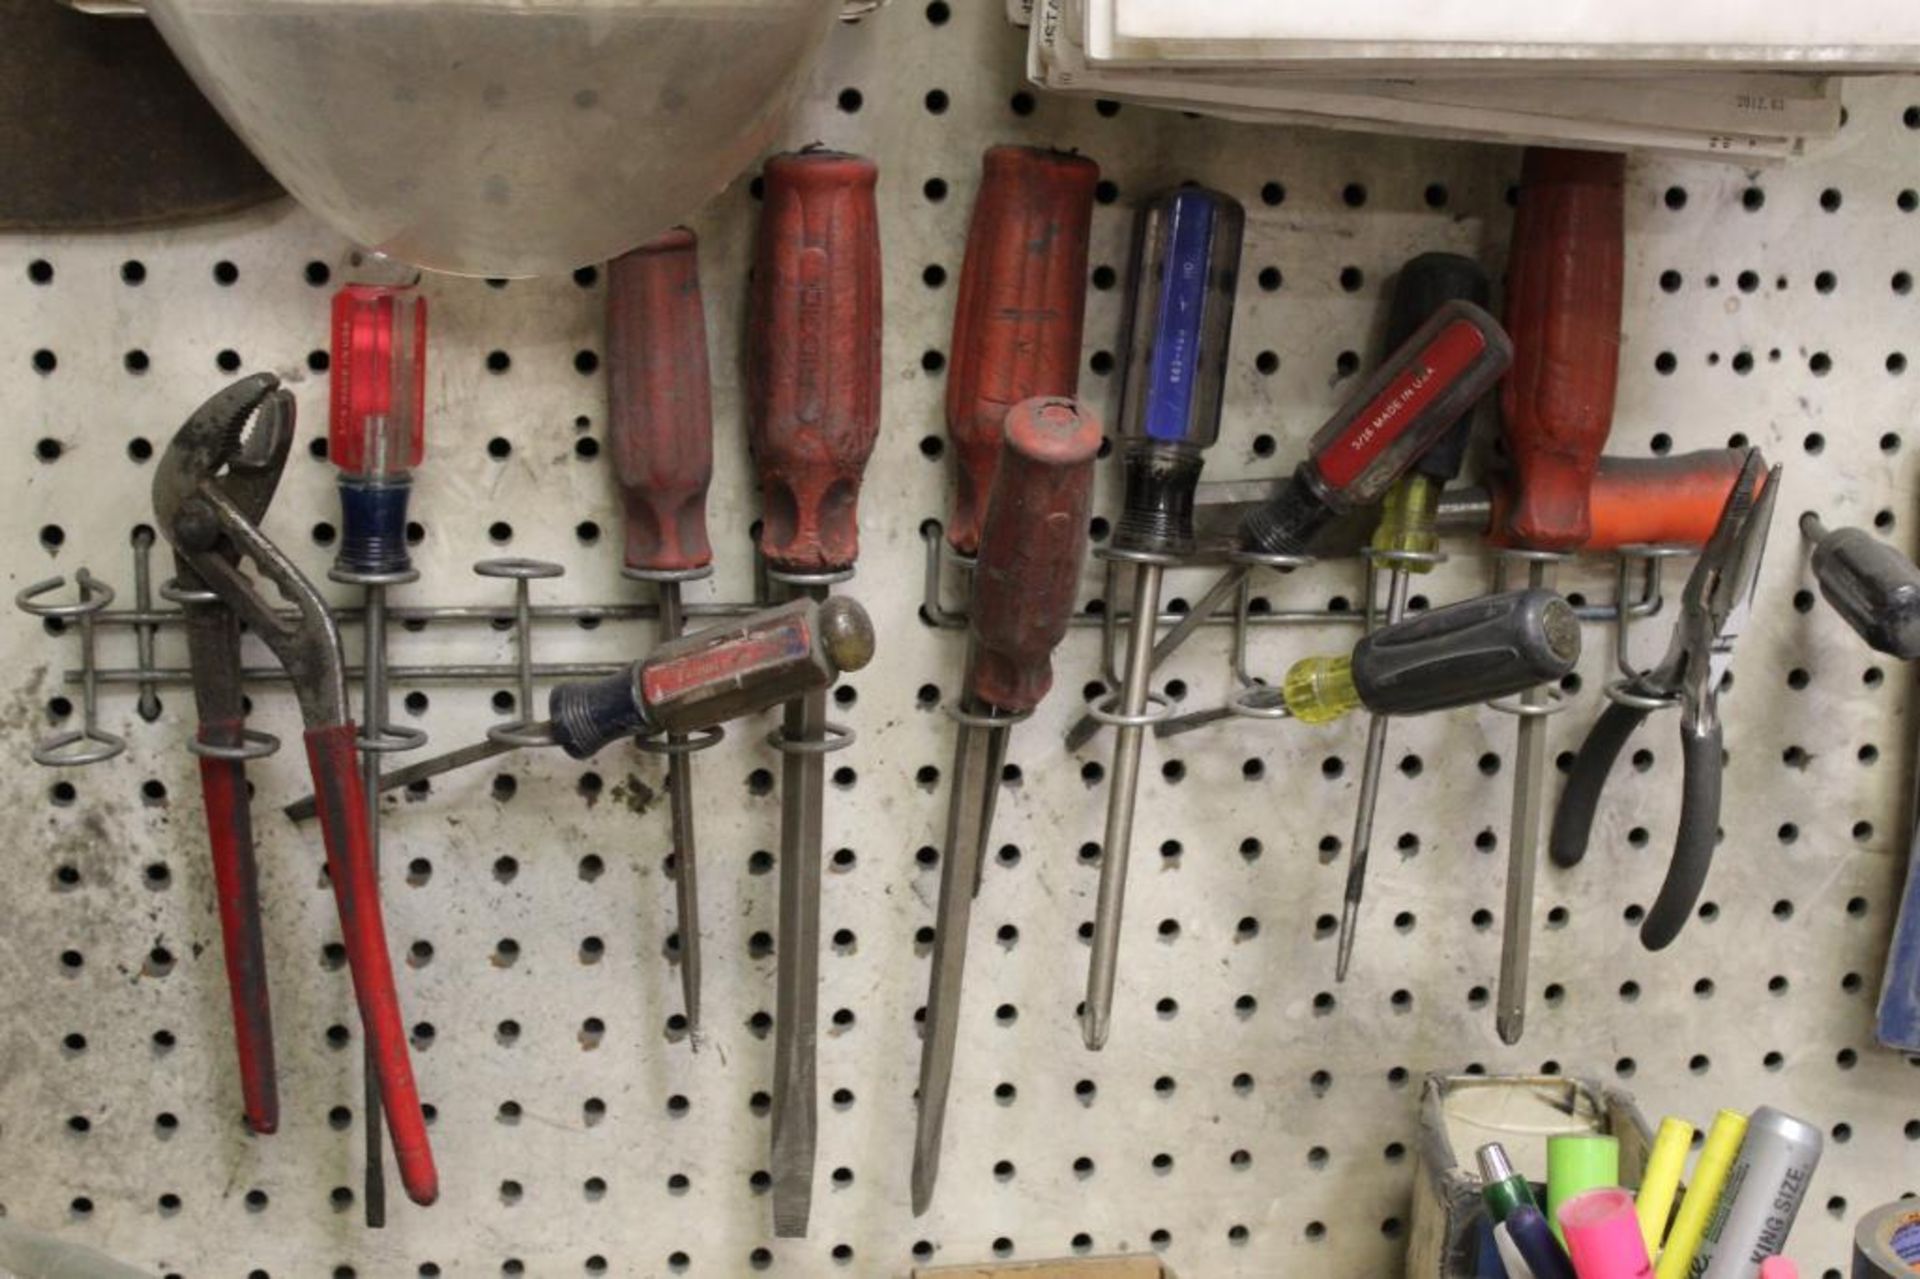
[1655,1109,1748,1279]
[1636,1116,1696,1254]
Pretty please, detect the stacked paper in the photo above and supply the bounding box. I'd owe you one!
[1020,0,1917,160]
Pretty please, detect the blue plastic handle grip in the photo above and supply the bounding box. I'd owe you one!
[1142,189,1220,445]
[1877,839,1920,1051]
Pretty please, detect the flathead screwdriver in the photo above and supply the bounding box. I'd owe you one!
[1338,251,1494,982]
[607,228,717,1030]
[747,149,883,1238]
[914,396,1100,1216]
[1085,184,1244,1052]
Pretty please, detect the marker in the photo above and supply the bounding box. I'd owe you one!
[1655,1110,1749,1279]
[1561,1187,1654,1279]
[1549,1134,1621,1244]
[1757,1259,1797,1279]
[1693,1107,1822,1279]
[1637,1117,1696,1254]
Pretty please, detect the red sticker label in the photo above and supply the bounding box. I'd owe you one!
[641,623,809,705]
[1317,318,1487,489]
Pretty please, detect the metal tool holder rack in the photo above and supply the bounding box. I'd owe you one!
[4,4,1918,1276]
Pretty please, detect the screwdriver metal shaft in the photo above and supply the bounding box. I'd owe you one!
[1497,558,1557,1045]
[1335,565,1410,982]
[1086,560,1160,1050]
[770,581,828,1237]
[748,150,883,1239]
[913,694,1010,1211]
[658,581,702,1030]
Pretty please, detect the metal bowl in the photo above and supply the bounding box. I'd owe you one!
[146,0,838,276]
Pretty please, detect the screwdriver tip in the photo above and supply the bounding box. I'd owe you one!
[1496,1013,1524,1046]
[1334,903,1360,982]
[1081,1010,1109,1052]
[910,1162,934,1217]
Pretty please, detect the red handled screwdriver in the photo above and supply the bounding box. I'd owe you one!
[1337,251,1495,982]
[914,396,1100,1215]
[607,228,716,1031]
[328,271,428,1225]
[1494,146,1624,1045]
[944,144,1097,896]
[747,149,883,1238]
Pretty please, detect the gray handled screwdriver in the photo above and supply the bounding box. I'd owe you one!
[1275,588,1582,724]
[1800,512,1920,659]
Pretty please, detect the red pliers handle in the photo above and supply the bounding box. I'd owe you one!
[195,714,280,1133]
[303,721,436,1200]
[155,373,438,1205]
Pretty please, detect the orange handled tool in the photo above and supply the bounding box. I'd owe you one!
[1486,450,1753,552]
[747,148,883,1238]
[607,228,716,1030]
[944,145,1099,557]
[1499,147,1625,551]
[1491,146,1623,1046]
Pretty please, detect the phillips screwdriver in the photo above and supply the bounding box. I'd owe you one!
[942,145,1097,898]
[1799,512,1920,659]
[281,599,871,817]
[747,148,883,1238]
[1063,288,1512,754]
[1494,146,1624,1045]
[1085,183,1244,1052]
[607,228,717,1030]
[1338,250,1493,983]
[325,267,428,1226]
[914,396,1100,1216]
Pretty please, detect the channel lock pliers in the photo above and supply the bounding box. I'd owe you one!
[155,373,439,1205]
[1548,448,1781,951]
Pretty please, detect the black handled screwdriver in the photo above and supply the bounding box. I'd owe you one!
[1800,512,1920,659]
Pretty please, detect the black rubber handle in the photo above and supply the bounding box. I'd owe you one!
[1351,588,1581,716]
[1639,719,1723,950]
[1385,252,1493,487]
[1547,696,1652,869]
[549,670,645,760]
[1809,522,1920,659]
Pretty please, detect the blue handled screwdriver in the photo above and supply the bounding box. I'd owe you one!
[1084,185,1244,1050]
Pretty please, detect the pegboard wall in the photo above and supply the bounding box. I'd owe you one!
[4,3,1920,1276]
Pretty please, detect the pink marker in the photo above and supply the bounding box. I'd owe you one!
[1759,1260,1798,1279]
[1559,1187,1653,1279]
